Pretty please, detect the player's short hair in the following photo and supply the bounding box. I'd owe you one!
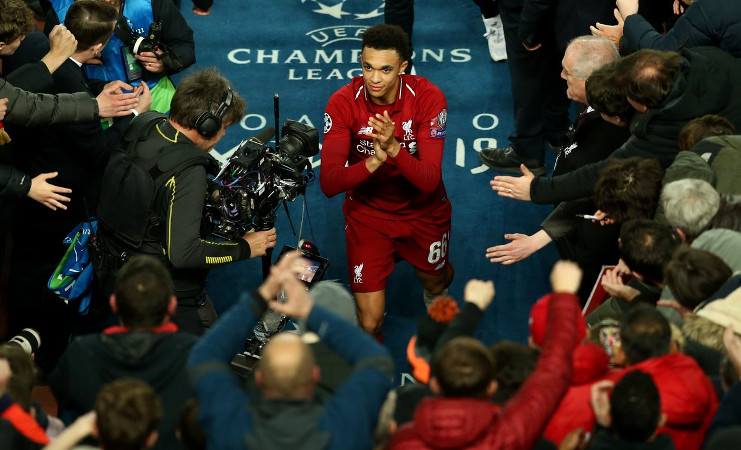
[361,24,411,62]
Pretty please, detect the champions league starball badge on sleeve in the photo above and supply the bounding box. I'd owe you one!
[430,109,447,138]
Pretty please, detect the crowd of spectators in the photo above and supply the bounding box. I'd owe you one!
[0,0,740,449]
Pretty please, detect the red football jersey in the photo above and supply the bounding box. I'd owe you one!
[320,74,449,220]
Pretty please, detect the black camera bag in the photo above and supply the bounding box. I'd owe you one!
[97,111,215,253]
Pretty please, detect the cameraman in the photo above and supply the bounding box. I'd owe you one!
[97,68,277,335]
[48,0,195,112]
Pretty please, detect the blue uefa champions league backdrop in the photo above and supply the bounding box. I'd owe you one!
[182,0,560,380]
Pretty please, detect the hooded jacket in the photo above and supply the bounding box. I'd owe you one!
[542,343,613,445]
[48,324,196,450]
[187,291,394,450]
[618,353,718,450]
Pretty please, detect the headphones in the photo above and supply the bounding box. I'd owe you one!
[195,88,233,138]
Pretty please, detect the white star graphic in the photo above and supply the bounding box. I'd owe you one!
[355,7,383,20]
[313,1,350,19]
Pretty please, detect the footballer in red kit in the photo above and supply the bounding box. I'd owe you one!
[320,24,454,335]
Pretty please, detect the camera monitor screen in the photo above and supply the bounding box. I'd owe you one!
[277,245,329,286]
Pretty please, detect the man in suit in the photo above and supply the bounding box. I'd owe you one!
[6,0,150,375]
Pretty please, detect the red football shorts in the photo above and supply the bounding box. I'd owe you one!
[343,201,452,293]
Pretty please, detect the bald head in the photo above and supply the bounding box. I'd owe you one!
[256,333,317,399]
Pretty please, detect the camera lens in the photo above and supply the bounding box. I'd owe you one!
[278,134,306,158]
[8,328,41,355]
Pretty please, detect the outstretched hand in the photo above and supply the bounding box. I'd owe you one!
[590,9,625,49]
[486,230,552,264]
[28,172,72,211]
[486,233,535,264]
[490,165,534,201]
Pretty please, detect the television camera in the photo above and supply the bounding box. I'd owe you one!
[204,119,319,239]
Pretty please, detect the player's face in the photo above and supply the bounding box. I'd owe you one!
[561,48,587,105]
[361,47,408,105]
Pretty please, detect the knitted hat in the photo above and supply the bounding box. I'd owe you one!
[296,280,357,333]
[529,293,586,348]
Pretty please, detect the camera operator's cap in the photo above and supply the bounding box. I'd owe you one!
[529,294,586,348]
[297,281,358,334]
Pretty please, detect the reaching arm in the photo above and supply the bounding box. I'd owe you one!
[187,290,267,449]
[0,78,98,126]
[162,165,252,269]
[530,159,609,204]
[621,1,718,55]
[498,262,582,449]
[486,229,553,265]
[435,280,495,349]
